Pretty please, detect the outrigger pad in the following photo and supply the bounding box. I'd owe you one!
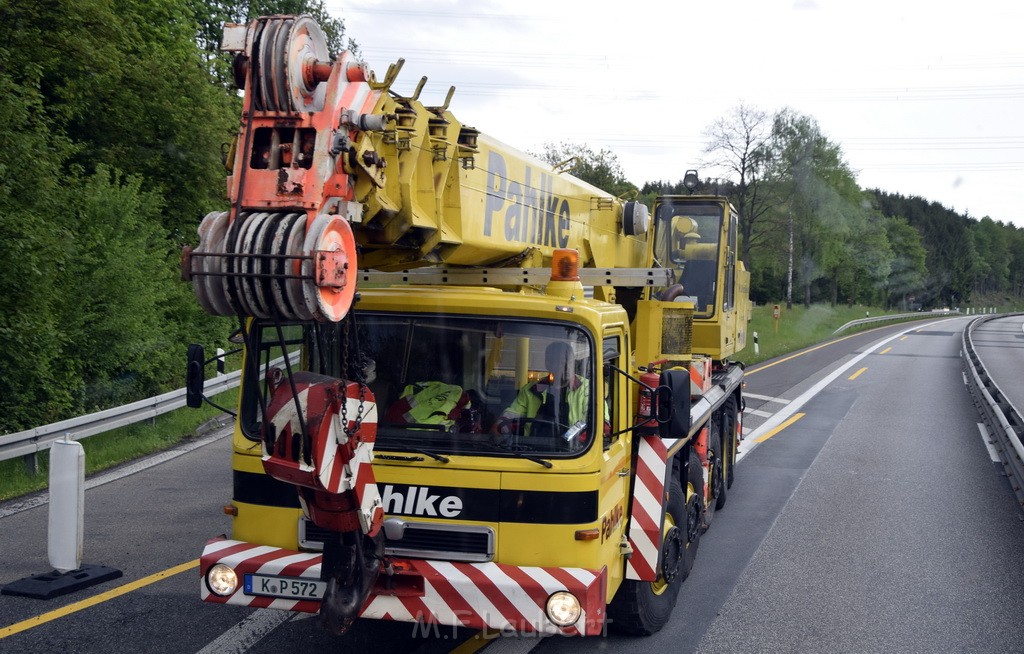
[2,564,123,600]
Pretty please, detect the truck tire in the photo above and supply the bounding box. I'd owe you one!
[722,396,739,489]
[712,415,728,512]
[608,452,703,635]
[702,415,726,530]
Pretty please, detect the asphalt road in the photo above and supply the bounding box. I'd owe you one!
[3,315,1022,653]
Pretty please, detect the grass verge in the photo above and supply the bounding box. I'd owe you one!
[740,303,947,366]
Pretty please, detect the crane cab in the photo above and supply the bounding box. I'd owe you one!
[650,195,750,360]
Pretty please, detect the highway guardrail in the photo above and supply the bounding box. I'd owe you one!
[963,313,1024,508]
[831,309,959,336]
[0,367,243,471]
[0,350,303,471]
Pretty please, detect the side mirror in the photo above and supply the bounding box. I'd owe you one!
[656,369,691,439]
[186,344,206,409]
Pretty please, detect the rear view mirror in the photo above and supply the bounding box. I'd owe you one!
[186,344,206,408]
[656,369,691,439]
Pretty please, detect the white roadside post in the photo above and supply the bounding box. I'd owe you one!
[1,436,122,599]
[48,436,85,572]
[753,331,759,355]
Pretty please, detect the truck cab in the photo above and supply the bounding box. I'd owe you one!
[215,280,640,635]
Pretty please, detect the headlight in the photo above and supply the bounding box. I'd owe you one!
[206,563,239,596]
[546,591,581,627]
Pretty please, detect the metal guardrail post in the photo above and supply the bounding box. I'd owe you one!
[23,452,38,476]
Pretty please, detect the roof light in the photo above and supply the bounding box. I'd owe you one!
[683,169,699,193]
[551,249,580,282]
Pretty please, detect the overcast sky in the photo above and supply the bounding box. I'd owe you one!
[328,0,1023,226]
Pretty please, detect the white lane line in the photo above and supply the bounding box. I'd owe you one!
[736,318,957,464]
[0,425,232,519]
[976,423,1001,463]
[744,408,774,418]
[196,608,293,654]
[743,392,790,404]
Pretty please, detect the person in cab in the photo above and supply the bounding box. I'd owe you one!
[491,341,591,441]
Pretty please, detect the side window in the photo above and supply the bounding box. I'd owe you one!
[724,210,738,311]
[602,335,621,449]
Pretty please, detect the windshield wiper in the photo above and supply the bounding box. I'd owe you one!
[375,454,424,462]
[376,446,450,463]
[476,441,553,469]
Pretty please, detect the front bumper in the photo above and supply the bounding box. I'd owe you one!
[200,538,606,636]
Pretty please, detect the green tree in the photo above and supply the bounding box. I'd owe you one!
[0,0,238,430]
[871,191,978,307]
[970,217,1010,294]
[0,0,239,240]
[537,141,638,198]
[883,216,928,309]
[701,103,778,264]
[56,167,179,408]
[0,68,76,431]
[764,109,863,307]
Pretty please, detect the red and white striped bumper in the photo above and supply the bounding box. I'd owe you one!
[200,538,607,636]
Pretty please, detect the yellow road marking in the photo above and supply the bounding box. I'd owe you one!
[746,332,865,376]
[0,559,199,639]
[879,347,892,354]
[848,367,868,380]
[450,629,500,654]
[753,413,805,444]
[900,336,907,341]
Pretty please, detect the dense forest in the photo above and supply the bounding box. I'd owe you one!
[0,0,349,432]
[0,3,1020,434]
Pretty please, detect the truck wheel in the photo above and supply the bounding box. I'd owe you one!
[702,416,726,530]
[608,453,703,635]
[722,396,739,489]
[712,418,728,512]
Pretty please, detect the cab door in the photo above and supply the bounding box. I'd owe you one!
[599,330,631,595]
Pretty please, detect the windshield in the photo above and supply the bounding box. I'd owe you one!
[653,201,724,317]
[241,316,597,459]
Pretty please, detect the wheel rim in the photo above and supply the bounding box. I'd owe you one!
[712,449,724,499]
[685,483,701,544]
[651,513,680,596]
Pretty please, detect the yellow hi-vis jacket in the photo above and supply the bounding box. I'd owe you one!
[500,376,590,425]
[387,381,468,428]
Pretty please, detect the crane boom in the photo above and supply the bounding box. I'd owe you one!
[185,16,649,324]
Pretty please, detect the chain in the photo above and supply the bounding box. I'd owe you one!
[339,312,368,439]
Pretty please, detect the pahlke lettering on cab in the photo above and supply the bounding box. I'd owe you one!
[484,151,571,248]
[381,484,464,518]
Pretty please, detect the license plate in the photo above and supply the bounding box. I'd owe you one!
[243,573,326,600]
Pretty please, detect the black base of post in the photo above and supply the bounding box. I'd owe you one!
[2,564,123,600]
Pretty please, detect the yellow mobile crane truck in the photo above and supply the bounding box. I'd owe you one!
[183,14,750,637]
